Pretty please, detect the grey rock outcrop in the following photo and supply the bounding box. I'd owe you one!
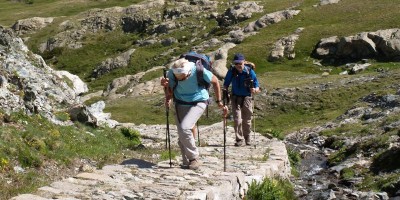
[208,42,236,79]
[244,10,301,33]
[269,28,304,61]
[54,70,89,96]
[103,66,165,99]
[1,26,118,128]
[0,26,78,123]
[223,9,301,44]
[217,1,264,27]
[313,29,400,64]
[320,0,341,5]
[38,0,219,53]
[11,17,54,35]
[91,49,135,78]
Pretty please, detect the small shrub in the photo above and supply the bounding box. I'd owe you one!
[245,177,295,200]
[55,112,70,122]
[263,129,284,140]
[0,157,10,171]
[120,128,141,148]
[160,150,178,161]
[26,137,46,151]
[340,167,356,180]
[18,149,42,168]
[263,149,271,161]
[287,147,301,177]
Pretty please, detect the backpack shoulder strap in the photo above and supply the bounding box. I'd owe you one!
[172,74,178,93]
[196,61,207,87]
[244,65,252,77]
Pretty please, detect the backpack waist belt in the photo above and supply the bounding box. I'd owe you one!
[174,98,209,105]
[232,94,251,97]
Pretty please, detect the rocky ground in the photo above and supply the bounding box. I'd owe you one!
[10,122,289,200]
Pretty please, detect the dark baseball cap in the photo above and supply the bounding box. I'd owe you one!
[233,53,245,63]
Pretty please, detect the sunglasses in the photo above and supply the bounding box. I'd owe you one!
[234,62,243,66]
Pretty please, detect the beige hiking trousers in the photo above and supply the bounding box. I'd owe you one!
[174,102,206,165]
[231,95,253,142]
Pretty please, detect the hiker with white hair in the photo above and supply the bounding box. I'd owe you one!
[161,58,227,170]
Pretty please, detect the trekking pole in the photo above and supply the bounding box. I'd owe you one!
[250,80,256,149]
[222,89,228,172]
[252,93,256,149]
[163,69,172,168]
[197,121,200,146]
[163,69,168,150]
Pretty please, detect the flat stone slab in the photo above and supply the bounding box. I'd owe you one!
[11,123,290,200]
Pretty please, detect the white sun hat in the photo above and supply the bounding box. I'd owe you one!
[172,58,192,75]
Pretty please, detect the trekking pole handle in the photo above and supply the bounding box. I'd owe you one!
[162,68,171,108]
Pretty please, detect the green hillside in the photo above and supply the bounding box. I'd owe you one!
[1,0,399,150]
[1,0,400,198]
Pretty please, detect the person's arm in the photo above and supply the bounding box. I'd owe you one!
[211,75,228,115]
[223,68,233,89]
[211,75,223,107]
[250,70,260,94]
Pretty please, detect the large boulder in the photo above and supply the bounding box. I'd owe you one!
[11,17,54,35]
[216,2,263,27]
[0,26,82,123]
[313,29,400,64]
[91,49,136,78]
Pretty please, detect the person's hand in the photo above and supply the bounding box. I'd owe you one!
[217,102,228,117]
[160,77,169,87]
[165,97,171,108]
[250,87,259,94]
[222,106,228,117]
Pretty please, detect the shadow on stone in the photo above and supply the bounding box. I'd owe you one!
[121,158,156,168]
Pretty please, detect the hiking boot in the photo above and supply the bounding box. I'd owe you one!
[189,159,200,170]
[234,140,243,147]
[245,137,251,145]
[180,164,189,169]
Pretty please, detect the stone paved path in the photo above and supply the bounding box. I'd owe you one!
[11,122,290,200]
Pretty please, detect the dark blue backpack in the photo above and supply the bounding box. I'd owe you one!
[180,51,212,89]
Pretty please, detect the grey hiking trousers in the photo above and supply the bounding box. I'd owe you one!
[231,95,253,142]
[174,102,206,165]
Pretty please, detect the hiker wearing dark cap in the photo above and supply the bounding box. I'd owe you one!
[223,53,260,146]
[161,58,228,170]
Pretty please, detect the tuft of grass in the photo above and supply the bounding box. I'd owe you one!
[287,147,301,177]
[160,150,179,161]
[0,110,144,198]
[245,177,295,200]
[54,111,70,122]
[340,167,356,180]
[327,135,390,166]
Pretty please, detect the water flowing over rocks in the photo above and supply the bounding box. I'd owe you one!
[284,78,400,199]
[11,122,290,200]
